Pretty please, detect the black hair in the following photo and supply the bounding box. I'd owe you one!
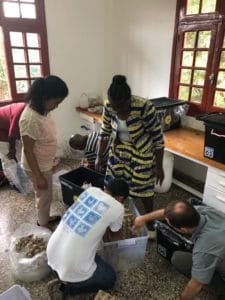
[107,75,131,104]
[105,178,129,200]
[164,200,200,228]
[25,75,69,115]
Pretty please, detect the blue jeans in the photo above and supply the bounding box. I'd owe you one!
[61,255,116,296]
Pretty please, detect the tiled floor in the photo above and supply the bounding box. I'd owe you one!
[0,161,219,299]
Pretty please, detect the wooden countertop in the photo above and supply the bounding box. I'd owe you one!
[76,107,225,172]
[76,107,103,123]
[164,127,225,171]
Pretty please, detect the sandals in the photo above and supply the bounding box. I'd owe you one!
[37,215,61,227]
[48,215,61,224]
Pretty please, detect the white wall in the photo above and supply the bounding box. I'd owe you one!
[44,0,105,155]
[182,115,204,131]
[103,0,176,99]
[44,0,205,181]
[44,0,177,155]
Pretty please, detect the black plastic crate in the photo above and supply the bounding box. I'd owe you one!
[196,112,225,164]
[155,220,193,261]
[59,167,104,206]
[196,112,225,128]
[151,97,188,131]
[154,197,204,261]
[154,196,204,261]
[204,124,225,164]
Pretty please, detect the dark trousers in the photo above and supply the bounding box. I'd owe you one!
[60,255,116,297]
[171,251,225,297]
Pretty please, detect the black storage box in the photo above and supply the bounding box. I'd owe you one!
[204,124,225,164]
[155,197,204,261]
[196,112,225,164]
[59,167,104,206]
[155,220,193,261]
[151,97,188,131]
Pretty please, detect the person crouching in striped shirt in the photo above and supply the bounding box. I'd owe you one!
[69,131,110,173]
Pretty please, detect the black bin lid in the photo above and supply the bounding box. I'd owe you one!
[196,112,225,127]
[150,97,187,109]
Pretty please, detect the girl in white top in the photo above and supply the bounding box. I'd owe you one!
[19,76,69,228]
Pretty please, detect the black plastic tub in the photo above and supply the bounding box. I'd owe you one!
[150,97,188,131]
[155,220,193,261]
[59,167,104,206]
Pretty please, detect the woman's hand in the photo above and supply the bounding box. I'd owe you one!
[154,166,164,186]
[95,156,104,172]
[35,173,48,189]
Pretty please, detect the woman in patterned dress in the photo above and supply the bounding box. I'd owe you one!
[95,75,164,233]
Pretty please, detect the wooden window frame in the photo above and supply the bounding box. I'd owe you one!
[0,0,50,104]
[169,0,225,115]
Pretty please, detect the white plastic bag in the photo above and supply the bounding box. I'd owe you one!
[9,223,52,282]
[1,157,32,195]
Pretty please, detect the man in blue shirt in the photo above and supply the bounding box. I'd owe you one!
[133,200,225,300]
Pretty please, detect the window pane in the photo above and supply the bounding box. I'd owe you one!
[201,0,216,13]
[186,0,200,15]
[21,0,35,2]
[219,51,225,68]
[29,65,41,77]
[195,51,208,67]
[0,28,11,100]
[191,87,203,103]
[3,2,20,17]
[180,69,192,84]
[214,91,225,108]
[28,49,40,63]
[26,33,39,47]
[197,31,211,48]
[184,32,196,48]
[178,85,189,101]
[16,80,29,93]
[12,49,26,63]
[182,51,194,67]
[21,3,36,19]
[14,65,27,78]
[193,70,206,85]
[10,32,24,47]
[216,71,225,89]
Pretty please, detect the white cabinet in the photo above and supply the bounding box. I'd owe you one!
[203,167,225,213]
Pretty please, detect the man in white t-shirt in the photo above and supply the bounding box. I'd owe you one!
[47,178,129,299]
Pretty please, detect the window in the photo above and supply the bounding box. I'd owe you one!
[169,0,225,115]
[0,0,50,102]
